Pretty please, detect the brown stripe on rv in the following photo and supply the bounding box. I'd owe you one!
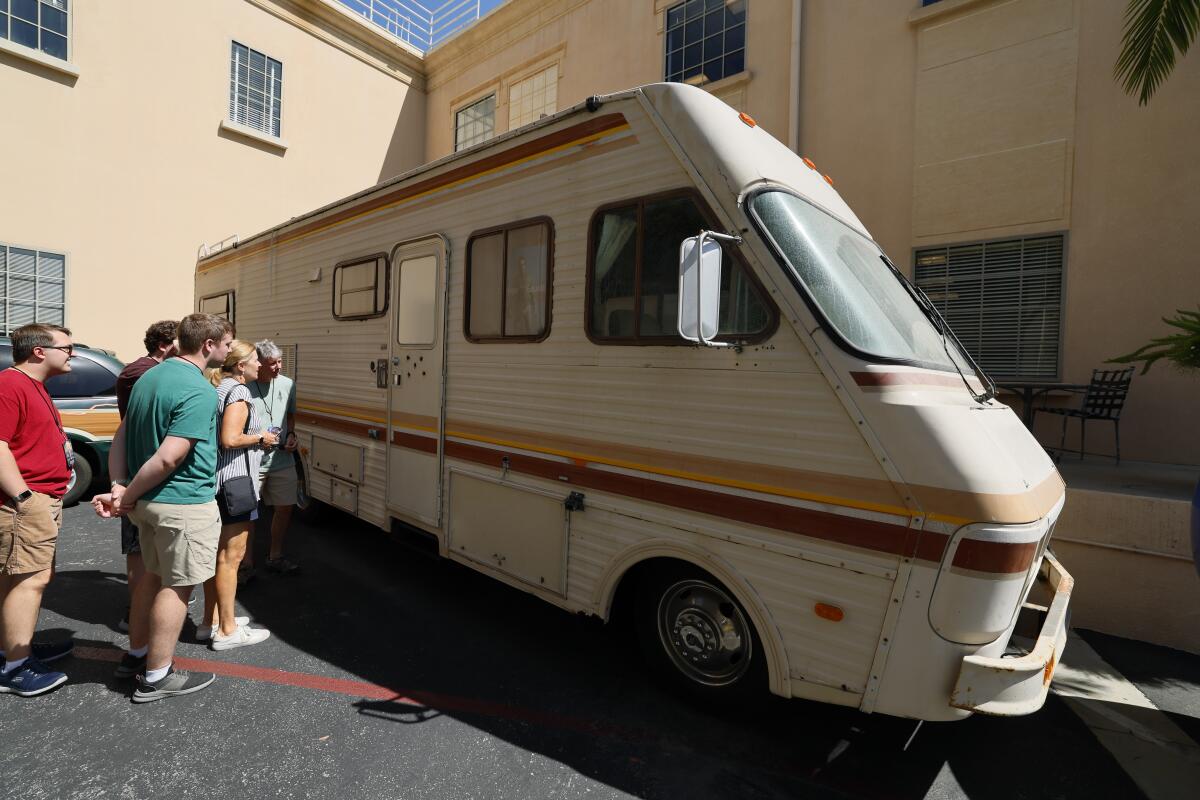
[953,539,1038,575]
[295,409,1049,573]
[198,113,630,271]
[850,371,973,390]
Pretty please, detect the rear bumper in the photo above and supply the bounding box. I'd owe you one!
[949,551,1073,716]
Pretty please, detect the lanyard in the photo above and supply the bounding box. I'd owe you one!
[9,368,64,435]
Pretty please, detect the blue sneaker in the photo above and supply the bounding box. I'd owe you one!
[0,639,75,664]
[0,658,68,697]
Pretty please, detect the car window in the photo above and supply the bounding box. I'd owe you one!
[45,355,118,398]
[0,345,11,372]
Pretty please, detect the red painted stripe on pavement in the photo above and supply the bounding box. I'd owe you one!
[74,646,634,738]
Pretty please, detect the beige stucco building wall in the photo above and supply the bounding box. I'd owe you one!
[0,0,426,361]
[422,0,798,162]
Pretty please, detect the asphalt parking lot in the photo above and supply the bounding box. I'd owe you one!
[2,502,1198,799]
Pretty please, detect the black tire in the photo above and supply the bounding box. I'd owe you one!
[62,451,94,507]
[294,460,327,519]
[634,562,767,704]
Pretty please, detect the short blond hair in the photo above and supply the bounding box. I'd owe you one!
[205,340,258,387]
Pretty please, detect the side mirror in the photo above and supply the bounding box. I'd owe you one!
[677,234,724,344]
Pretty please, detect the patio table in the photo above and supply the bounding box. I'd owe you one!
[996,381,1089,429]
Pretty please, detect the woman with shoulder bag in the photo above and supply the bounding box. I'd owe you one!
[199,341,275,650]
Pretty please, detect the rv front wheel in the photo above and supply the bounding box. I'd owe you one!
[635,564,765,700]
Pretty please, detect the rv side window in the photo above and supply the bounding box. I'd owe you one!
[465,218,553,342]
[587,192,773,343]
[199,291,235,324]
[332,255,388,320]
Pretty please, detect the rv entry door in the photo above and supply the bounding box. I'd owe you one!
[386,236,449,526]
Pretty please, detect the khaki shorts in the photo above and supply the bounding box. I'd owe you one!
[259,466,298,507]
[0,492,62,575]
[128,500,221,587]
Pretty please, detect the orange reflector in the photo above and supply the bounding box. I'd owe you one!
[814,603,844,622]
[738,112,757,128]
[1043,652,1056,686]
[802,157,817,170]
[824,174,834,186]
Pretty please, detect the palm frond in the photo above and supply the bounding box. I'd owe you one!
[1114,0,1200,104]
[1109,307,1200,374]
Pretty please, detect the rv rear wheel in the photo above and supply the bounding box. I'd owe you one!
[635,564,765,701]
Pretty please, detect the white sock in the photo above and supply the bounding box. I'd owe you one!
[128,645,148,658]
[3,657,29,674]
[144,663,171,683]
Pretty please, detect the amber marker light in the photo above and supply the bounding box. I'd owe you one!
[824,174,835,186]
[814,603,844,622]
[738,112,757,127]
[802,157,817,170]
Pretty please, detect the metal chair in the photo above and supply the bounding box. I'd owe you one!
[1033,368,1134,463]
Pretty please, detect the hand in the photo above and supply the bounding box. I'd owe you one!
[260,431,279,449]
[283,432,298,452]
[92,493,118,518]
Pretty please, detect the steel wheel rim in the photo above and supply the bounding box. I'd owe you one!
[656,578,752,687]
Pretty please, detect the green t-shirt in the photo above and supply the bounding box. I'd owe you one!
[248,374,296,472]
[124,358,218,504]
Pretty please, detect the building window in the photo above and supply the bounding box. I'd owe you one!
[199,291,234,324]
[664,0,746,86]
[333,255,388,320]
[587,191,773,343]
[455,94,496,152]
[0,0,69,60]
[0,244,65,335]
[914,235,1065,380]
[229,41,283,138]
[509,66,557,129]
[466,219,552,341]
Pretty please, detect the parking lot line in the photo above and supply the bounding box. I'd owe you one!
[73,644,640,740]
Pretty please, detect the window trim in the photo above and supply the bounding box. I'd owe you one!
[228,40,284,141]
[0,0,73,67]
[331,253,390,321]
[198,290,236,326]
[584,187,778,347]
[464,216,555,344]
[1,242,69,335]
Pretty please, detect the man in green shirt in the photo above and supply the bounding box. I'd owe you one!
[94,313,232,702]
[247,340,300,574]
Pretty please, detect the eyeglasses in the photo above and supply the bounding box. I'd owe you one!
[41,345,74,355]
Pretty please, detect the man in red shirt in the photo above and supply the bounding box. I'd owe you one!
[113,320,178,631]
[0,324,76,697]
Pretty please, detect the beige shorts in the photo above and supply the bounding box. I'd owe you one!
[259,466,298,507]
[129,500,221,587]
[0,492,62,575]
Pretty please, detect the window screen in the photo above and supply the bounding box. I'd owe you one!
[333,256,388,320]
[509,65,557,129]
[229,41,283,138]
[199,291,234,323]
[914,235,1065,380]
[588,193,772,342]
[1,243,66,335]
[1,0,69,61]
[664,0,746,85]
[455,94,496,152]
[466,220,552,341]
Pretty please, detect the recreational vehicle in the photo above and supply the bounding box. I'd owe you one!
[195,83,1073,721]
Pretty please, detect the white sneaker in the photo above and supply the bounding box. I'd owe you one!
[210,623,270,651]
[197,616,250,641]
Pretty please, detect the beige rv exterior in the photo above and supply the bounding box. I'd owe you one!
[196,83,1072,720]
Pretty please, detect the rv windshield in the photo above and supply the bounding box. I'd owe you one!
[750,190,968,373]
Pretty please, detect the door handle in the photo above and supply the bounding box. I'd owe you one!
[375,359,388,389]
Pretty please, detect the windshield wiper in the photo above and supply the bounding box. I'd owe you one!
[880,255,996,404]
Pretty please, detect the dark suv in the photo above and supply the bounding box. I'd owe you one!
[0,337,124,506]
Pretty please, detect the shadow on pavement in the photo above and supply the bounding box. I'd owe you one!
[210,506,1145,799]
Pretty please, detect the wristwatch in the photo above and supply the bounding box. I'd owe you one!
[7,489,32,508]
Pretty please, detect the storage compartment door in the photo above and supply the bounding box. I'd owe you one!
[447,471,567,596]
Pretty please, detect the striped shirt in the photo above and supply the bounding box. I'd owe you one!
[215,378,264,498]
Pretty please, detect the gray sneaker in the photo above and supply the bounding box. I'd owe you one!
[132,667,215,703]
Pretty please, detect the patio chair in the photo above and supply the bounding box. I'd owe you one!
[1033,367,1135,464]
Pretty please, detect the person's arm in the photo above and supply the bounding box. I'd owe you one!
[220,400,277,449]
[0,442,29,505]
[108,421,127,485]
[119,435,197,508]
